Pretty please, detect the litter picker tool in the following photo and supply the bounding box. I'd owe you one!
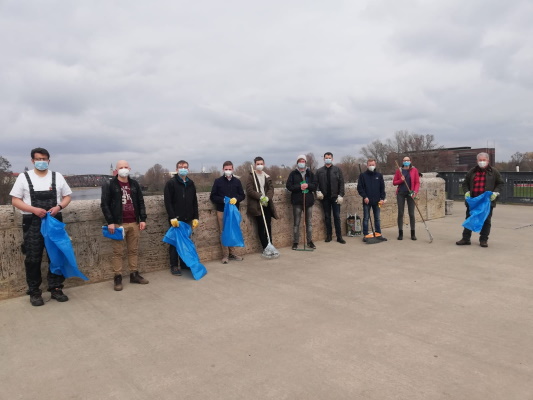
[358,164,382,244]
[251,165,280,259]
[294,178,314,251]
[394,160,434,243]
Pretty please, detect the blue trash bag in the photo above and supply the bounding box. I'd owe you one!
[40,214,89,280]
[102,226,124,240]
[221,196,245,247]
[162,222,207,280]
[462,191,493,232]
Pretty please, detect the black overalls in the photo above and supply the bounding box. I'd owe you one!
[22,172,65,295]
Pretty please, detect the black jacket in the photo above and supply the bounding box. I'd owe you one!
[164,176,199,222]
[210,175,246,212]
[101,177,147,224]
[286,168,316,206]
[315,165,345,198]
[357,170,385,204]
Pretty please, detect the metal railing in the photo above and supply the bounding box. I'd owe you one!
[437,171,533,204]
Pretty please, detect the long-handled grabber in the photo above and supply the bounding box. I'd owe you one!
[251,165,280,259]
[394,161,434,243]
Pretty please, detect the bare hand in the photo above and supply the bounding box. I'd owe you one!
[401,176,405,181]
[301,183,308,190]
[108,224,115,234]
[33,207,47,218]
[47,205,60,217]
[364,198,369,204]
[139,222,146,231]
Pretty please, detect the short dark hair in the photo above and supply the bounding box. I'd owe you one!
[176,160,189,168]
[254,156,264,164]
[324,152,333,158]
[222,161,233,168]
[31,147,50,159]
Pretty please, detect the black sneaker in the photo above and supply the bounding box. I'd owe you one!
[30,293,44,307]
[114,274,123,291]
[50,288,69,302]
[337,237,346,244]
[130,271,149,284]
[307,241,316,249]
[171,266,182,276]
[292,243,298,250]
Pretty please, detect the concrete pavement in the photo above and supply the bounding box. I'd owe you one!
[1,203,532,400]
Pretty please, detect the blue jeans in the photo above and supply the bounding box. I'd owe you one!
[321,197,342,238]
[363,203,381,235]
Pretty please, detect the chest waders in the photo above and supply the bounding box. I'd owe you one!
[22,172,65,295]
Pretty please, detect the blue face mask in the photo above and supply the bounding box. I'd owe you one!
[324,159,332,165]
[403,161,411,167]
[178,168,188,177]
[34,161,49,171]
[297,163,306,169]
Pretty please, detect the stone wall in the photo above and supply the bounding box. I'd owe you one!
[0,174,445,299]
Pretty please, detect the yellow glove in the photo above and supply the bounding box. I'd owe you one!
[229,198,237,205]
[170,218,179,227]
[192,219,199,229]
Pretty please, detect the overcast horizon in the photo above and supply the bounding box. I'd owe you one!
[1,0,532,175]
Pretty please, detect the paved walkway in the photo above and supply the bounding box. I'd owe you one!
[1,203,532,400]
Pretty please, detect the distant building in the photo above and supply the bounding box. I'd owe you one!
[437,147,496,171]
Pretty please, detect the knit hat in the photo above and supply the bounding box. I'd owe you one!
[296,154,307,163]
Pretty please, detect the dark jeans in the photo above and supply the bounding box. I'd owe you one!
[293,204,313,243]
[321,197,342,238]
[462,203,493,242]
[169,219,192,268]
[397,193,415,230]
[255,206,272,250]
[22,214,65,294]
[363,203,381,235]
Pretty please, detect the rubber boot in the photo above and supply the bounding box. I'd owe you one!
[397,230,403,240]
[411,230,417,240]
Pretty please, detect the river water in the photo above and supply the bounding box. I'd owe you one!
[71,187,102,201]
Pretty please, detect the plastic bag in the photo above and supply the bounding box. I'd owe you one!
[102,226,124,240]
[462,191,493,232]
[162,222,207,280]
[221,196,245,247]
[40,214,89,280]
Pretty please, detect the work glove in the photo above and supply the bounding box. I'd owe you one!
[316,191,324,200]
[336,196,343,205]
[192,219,199,229]
[229,198,237,205]
[490,192,499,201]
[170,218,179,228]
[409,191,417,199]
[464,191,471,199]
[260,196,269,207]
[378,199,385,207]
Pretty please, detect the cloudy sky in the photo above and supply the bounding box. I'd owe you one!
[1,0,532,175]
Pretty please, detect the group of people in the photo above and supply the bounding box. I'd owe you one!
[10,148,503,306]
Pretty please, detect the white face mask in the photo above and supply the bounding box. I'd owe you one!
[368,165,376,172]
[256,165,264,171]
[118,168,130,178]
[297,162,306,169]
[478,161,488,168]
[224,170,233,177]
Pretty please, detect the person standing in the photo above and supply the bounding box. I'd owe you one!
[10,147,72,306]
[315,152,346,244]
[393,155,420,240]
[246,156,279,251]
[357,158,387,241]
[164,160,199,276]
[101,160,149,291]
[286,154,317,250]
[456,152,504,248]
[210,161,246,264]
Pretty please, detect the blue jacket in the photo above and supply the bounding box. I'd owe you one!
[357,170,385,204]
[210,175,246,212]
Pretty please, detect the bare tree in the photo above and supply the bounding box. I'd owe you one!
[234,161,253,178]
[0,155,14,205]
[360,140,390,165]
[337,155,365,182]
[142,163,169,192]
[305,152,319,172]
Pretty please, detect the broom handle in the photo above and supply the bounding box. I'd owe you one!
[251,165,272,244]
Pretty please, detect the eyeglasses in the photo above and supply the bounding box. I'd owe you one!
[33,158,49,161]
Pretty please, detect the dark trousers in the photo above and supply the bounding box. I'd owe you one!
[321,197,342,238]
[363,203,381,235]
[255,206,272,250]
[169,219,191,268]
[462,204,494,242]
[22,214,65,294]
[397,193,416,230]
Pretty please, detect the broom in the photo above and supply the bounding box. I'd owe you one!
[251,165,280,259]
